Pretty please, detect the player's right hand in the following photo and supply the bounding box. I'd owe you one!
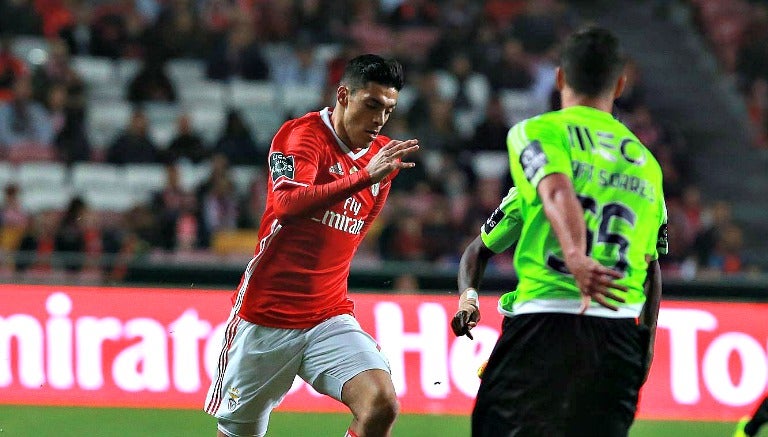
[366,139,419,183]
[451,295,480,340]
[565,254,628,313]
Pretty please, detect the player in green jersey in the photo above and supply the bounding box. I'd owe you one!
[460,27,668,437]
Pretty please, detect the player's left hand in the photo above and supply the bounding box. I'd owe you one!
[451,292,480,340]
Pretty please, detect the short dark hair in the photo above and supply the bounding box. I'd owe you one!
[341,54,404,92]
[560,27,626,96]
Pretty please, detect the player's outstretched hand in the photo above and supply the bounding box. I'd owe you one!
[565,254,628,314]
[451,292,480,340]
[366,139,419,183]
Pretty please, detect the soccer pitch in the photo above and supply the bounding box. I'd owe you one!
[0,406,748,437]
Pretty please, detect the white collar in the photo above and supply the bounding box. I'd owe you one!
[319,107,370,160]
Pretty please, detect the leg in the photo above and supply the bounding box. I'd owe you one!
[341,369,399,437]
[472,315,567,437]
[745,396,768,436]
[564,318,643,437]
[204,317,306,437]
[299,314,395,437]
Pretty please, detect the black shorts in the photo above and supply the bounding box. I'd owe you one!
[472,313,649,437]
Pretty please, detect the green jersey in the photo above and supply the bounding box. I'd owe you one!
[506,105,668,317]
[479,187,523,317]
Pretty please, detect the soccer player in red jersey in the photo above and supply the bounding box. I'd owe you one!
[204,54,419,437]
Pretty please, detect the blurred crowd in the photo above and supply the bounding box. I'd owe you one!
[685,0,768,148]
[0,0,756,284]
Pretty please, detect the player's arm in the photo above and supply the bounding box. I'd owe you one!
[272,139,417,220]
[451,236,495,340]
[639,258,662,384]
[452,188,523,339]
[273,168,373,219]
[538,174,627,312]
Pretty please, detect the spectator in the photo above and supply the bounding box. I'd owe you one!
[694,201,734,269]
[54,197,88,272]
[388,0,440,27]
[206,16,269,81]
[48,84,91,163]
[31,38,85,110]
[0,0,43,35]
[0,38,29,102]
[0,75,55,155]
[470,96,510,152]
[106,109,160,164]
[201,175,238,240]
[15,210,58,273]
[1,184,29,229]
[123,203,160,250]
[144,4,208,60]
[379,211,425,261]
[212,110,262,165]
[270,41,327,88]
[703,223,746,275]
[165,113,208,164]
[614,58,645,115]
[486,37,534,91]
[151,163,188,250]
[89,0,146,59]
[127,56,177,103]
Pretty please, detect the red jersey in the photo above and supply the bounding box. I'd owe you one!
[234,108,394,328]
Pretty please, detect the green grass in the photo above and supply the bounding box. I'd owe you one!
[0,405,752,437]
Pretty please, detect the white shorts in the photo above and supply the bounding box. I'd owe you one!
[204,313,390,437]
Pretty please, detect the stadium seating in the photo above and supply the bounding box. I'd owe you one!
[17,162,67,190]
[124,163,168,196]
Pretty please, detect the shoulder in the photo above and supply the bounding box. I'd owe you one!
[508,112,561,144]
[274,113,325,148]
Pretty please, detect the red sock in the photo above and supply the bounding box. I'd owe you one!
[344,428,360,437]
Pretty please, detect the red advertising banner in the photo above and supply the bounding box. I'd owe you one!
[0,285,766,420]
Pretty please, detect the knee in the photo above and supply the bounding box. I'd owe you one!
[359,389,399,425]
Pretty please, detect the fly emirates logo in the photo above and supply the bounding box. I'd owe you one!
[312,196,365,235]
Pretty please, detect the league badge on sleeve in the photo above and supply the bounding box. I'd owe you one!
[269,152,295,182]
[520,140,547,182]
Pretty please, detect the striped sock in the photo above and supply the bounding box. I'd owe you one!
[344,428,360,437]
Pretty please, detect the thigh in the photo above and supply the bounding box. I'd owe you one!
[472,314,571,437]
[299,314,391,402]
[564,318,644,437]
[205,317,307,436]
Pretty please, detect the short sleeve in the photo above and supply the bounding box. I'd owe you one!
[480,188,524,253]
[506,117,572,203]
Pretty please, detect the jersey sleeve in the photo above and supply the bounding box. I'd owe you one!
[649,199,669,261]
[506,117,572,203]
[269,125,321,191]
[268,122,372,219]
[480,187,524,253]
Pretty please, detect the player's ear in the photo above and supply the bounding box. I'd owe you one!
[337,86,349,108]
[613,74,627,99]
[555,67,565,91]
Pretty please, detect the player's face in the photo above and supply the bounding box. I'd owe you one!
[339,82,398,149]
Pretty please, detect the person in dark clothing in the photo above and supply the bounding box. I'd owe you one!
[54,197,87,272]
[165,113,208,163]
[107,109,160,164]
[205,18,269,81]
[127,58,177,103]
[212,110,262,165]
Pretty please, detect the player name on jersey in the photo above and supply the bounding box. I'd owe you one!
[572,160,656,202]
